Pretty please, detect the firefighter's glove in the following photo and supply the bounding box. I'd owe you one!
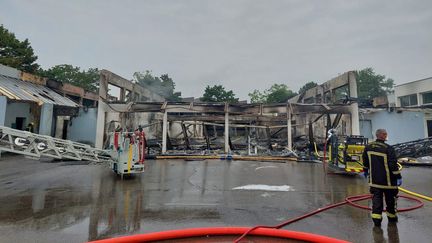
[397,178,403,186]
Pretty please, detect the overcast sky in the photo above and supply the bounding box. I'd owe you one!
[1,0,431,100]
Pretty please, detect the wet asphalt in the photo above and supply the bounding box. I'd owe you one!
[0,154,431,243]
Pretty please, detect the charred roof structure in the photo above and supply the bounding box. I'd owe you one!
[96,70,359,156]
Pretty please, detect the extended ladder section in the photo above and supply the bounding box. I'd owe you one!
[0,126,112,163]
[393,137,432,158]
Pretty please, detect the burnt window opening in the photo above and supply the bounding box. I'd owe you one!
[334,85,349,103]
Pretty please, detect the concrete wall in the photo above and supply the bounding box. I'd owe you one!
[39,103,53,135]
[360,110,426,144]
[95,70,166,148]
[289,71,359,140]
[68,108,98,146]
[394,77,432,106]
[4,102,32,129]
[55,116,69,139]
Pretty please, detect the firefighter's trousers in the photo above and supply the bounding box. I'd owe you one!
[370,187,399,223]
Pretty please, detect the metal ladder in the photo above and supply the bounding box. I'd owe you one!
[393,137,432,159]
[0,126,112,163]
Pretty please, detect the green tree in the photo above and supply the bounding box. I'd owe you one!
[160,74,175,90]
[298,81,318,94]
[356,68,394,99]
[266,84,297,103]
[40,64,99,92]
[134,70,181,101]
[134,70,160,86]
[160,73,182,101]
[249,84,297,103]
[201,85,239,102]
[248,89,267,103]
[0,25,39,73]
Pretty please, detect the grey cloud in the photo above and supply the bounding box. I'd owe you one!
[0,0,431,100]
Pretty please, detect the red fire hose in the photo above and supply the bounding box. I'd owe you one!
[233,193,423,242]
[89,227,348,243]
[87,193,422,243]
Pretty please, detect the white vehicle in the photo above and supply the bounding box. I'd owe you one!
[107,130,146,179]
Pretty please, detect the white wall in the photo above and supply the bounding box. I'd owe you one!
[394,77,432,106]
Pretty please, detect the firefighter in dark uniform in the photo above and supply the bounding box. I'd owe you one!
[362,129,402,227]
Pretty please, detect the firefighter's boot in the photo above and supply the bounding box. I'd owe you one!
[372,213,382,227]
[372,218,382,227]
[387,212,398,222]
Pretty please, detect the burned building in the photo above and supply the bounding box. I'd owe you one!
[288,71,359,146]
[0,64,100,146]
[0,64,79,136]
[98,71,357,155]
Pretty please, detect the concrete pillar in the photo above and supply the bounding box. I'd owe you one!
[162,111,168,154]
[224,112,229,153]
[0,96,6,126]
[39,103,54,136]
[348,72,360,135]
[287,104,292,150]
[120,88,126,102]
[95,74,108,149]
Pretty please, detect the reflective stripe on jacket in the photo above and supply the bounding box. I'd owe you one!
[362,140,401,189]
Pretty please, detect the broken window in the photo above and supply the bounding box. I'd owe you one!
[125,90,132,102]
[333,85,349,102]
[399,94,417,107]
[324,91,331,103]
[107,84,121,102]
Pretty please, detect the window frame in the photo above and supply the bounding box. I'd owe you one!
[421,92,432,105]
[399,94,418,107]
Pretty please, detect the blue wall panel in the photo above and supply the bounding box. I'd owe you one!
[363,110,425,145]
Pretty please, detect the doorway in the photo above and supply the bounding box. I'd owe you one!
[427,120,432,137]
[15,117,26,130]
[62,120,69,139]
